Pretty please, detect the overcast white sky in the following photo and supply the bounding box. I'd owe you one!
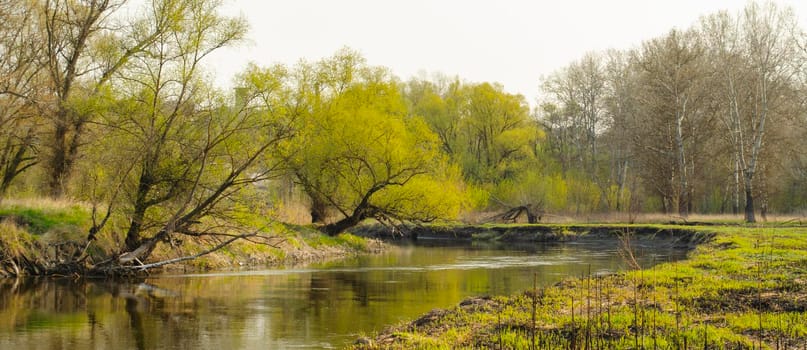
[207,0,807,105]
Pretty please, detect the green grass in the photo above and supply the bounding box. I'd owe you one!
[0,200,92,265]
[0,200,94,275]
[352,224,807,349]
[0,202,89,235]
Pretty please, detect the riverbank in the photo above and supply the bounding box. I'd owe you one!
[0,199,382,277]
[353,223,713,245]
[351,224,807,349]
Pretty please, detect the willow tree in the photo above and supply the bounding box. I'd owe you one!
[79,0,291,271]
[278,51,464,235]
[457,82,537,183]
[405,77,542,213]
[403,75,464,156]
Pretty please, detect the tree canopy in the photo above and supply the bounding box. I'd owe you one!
[274,51,465,235]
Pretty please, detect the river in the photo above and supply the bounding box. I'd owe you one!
[0,239,688,349]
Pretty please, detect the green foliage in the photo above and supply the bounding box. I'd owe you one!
[566,175,602,214]
[491,171,569,212]
[403,77,552,215]
[304,233,368,251]
[266,50,465,231]
[603,184,632,212]
[333,233,368,251]
[463,184,491,212]
[75,0,268,255]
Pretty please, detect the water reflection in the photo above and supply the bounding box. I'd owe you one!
[0,239,688,349]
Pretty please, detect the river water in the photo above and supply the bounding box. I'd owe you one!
[0,239,688,349]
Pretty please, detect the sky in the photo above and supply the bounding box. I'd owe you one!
[206,0,807,105]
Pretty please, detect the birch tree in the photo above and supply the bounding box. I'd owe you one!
[632,29,710,216]
[700,2,799,222]
[601,49,639,211]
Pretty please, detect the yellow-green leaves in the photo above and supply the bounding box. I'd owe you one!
[264,51,464,231]
[407,79,540,186]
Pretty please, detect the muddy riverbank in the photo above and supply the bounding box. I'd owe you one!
[352,223,714,247]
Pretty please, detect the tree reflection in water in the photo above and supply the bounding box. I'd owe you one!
[0,240,689,349]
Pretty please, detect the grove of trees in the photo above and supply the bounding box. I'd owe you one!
[538,2,807,222]
[1,0,807,270]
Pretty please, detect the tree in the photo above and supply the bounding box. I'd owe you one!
[407,77,544,213]
[403,75,463,156]
[279,51,464,235]
[700,2,800,222]
[81,0,277,269]
[631,29,712,216]
[0,0,42,197]
[33,0,204,198]
[541,53,607,175]
[457,82,538,183]
[541,52,621,211]
[600,49,639,211]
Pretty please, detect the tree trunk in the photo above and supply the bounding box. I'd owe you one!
[321,214,364,236]
[310,197,328,224]
[615,160,628,212]
[760,201,767,222]
[0,128,37,197]
[732,156,740,215]
[744,188,755,223]
[310,209,325,224]
[526,209,538,224]
[675,99,689,218]
[124,209,146,252]
[46,107,86,198]
[47,120,70,198]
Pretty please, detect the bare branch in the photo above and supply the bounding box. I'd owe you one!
[119,230,273,271]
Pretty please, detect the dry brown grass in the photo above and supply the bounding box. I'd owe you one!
[273,201,313,225]
[0,197,91,211]
[460,210,807,225]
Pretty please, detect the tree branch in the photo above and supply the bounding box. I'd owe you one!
[120,231,264,271]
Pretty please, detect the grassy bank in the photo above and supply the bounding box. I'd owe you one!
[352,225,807,349]
[0,199,379,276]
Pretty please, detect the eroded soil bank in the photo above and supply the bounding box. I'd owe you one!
[353,223,714,246]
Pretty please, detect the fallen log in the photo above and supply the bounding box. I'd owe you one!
[484,204,542,224]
